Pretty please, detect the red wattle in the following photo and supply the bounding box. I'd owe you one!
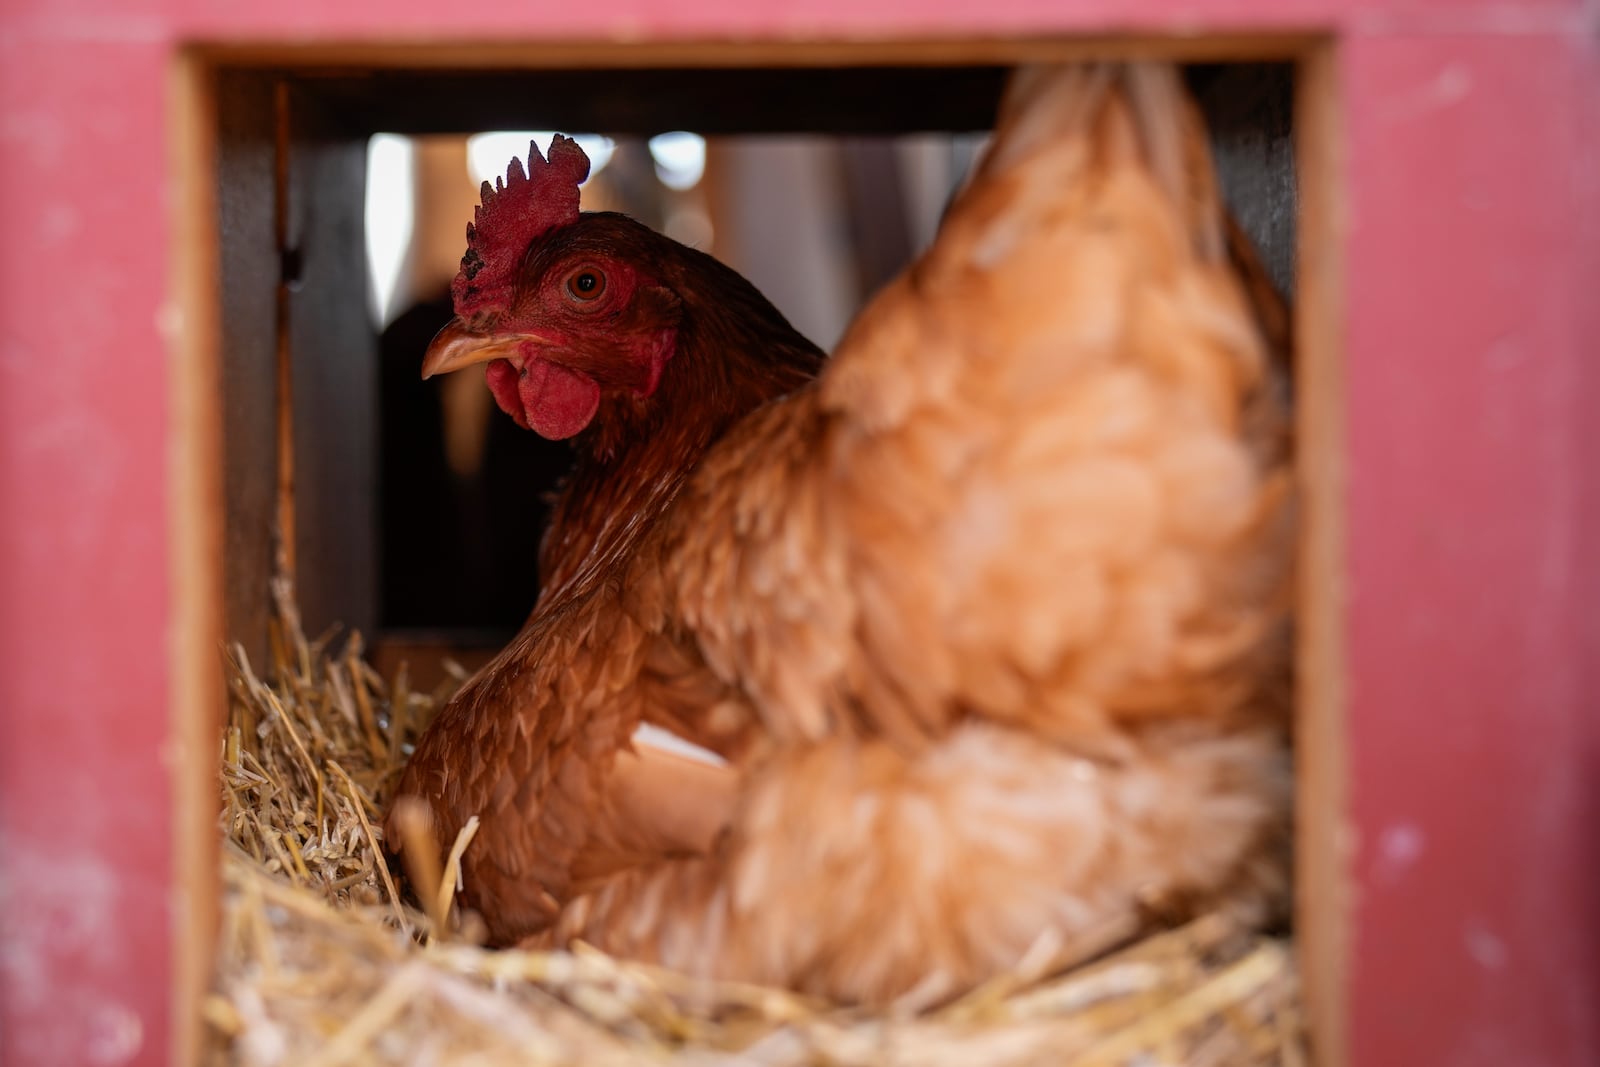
[484,359,530,430]
[517,359,601,440]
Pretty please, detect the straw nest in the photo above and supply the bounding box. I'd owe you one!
[209,582,1305,1066]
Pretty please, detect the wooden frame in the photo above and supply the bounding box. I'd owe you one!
[170,51,225,1067]
[1292,45,1347,1067]
[1,3,1594,1065]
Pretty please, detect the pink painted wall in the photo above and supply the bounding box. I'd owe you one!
[0,1,1594,1064]
[1340,29,1600,1064]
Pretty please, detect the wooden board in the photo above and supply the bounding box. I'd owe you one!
[216,73,282,664]
[216,77,378,665]
[284,87,378,644]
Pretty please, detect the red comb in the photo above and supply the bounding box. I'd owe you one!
[450,134,592,317]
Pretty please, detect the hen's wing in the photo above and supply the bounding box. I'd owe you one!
[665,62,1292,748]
[533,717,1287,1003]
[539,61,1294,1000]
[386,585,739,943]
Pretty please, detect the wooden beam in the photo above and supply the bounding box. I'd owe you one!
[168,47,225,1067]
[1293,40,1348,1067]
[191,34,1317,72]
[216,72,283,667]
[283,86,378,643]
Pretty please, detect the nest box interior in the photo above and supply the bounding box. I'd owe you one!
[195,42,1330,1064]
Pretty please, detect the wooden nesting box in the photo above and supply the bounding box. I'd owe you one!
[0,2,1595,1065]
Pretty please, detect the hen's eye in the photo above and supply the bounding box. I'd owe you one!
[566,268,606,302]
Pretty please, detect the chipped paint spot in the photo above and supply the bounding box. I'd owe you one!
[155,300,183,341]
[0,832,142,1064]
[1379,64,1473,126]
[1372,822,1425,884]
[86,1002,144,1065]
[1465,921,1509,971]
[40,202,79,243]
[1484,334,1527,372]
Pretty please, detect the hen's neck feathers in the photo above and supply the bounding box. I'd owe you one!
[537,239,825,603]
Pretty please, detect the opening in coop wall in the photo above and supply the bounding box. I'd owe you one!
[210,56,1305,1064]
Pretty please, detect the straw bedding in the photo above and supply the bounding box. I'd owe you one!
[207,582,1304,1065]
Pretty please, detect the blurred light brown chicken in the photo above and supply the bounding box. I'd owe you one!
[390,61,1294,1005]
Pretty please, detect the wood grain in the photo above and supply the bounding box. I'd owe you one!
[1293,42,1348,1067]
[168,48,225,1067]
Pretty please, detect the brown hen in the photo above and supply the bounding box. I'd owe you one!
[391,62,1295,1005]
[387,139,823,934]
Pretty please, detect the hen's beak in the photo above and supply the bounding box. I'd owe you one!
[421,319,556,380]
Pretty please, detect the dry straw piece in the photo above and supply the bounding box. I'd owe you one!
[210,582,1304,1065]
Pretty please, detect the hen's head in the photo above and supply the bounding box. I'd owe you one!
[423,136,685,441]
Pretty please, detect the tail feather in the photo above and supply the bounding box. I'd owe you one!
[964,63,1231,267]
